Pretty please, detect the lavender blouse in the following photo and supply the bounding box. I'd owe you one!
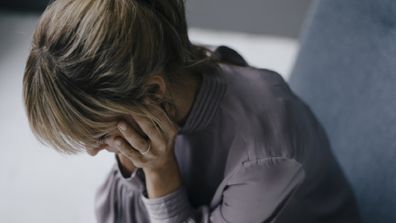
[94,46,361,223]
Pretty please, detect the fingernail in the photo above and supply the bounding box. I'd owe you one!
[118,122,127,131]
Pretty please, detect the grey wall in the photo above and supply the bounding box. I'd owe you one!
[186,0,313,38]
[1,0,313,39]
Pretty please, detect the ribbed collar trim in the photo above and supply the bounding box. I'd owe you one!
[178,67,227,134]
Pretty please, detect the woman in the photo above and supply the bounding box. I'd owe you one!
[22,0,362,222]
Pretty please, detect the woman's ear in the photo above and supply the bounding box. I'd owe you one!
[142,73,178,122]
[143,73,168,103]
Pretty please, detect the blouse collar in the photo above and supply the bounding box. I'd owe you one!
[178,67,227,134]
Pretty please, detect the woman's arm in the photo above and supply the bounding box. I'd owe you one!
[143,157,305,223]
[94,155,150,223]
[96,100,305,222]
[95,155,305,223]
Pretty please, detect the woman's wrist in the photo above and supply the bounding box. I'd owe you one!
[143,160,183,198]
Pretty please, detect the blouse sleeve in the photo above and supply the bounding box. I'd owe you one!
[94,154,151,223]
[140,157,305,223]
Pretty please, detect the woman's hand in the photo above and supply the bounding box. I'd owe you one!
[108,100,183,198]
[86,141,136,177]
[116,153,137,177]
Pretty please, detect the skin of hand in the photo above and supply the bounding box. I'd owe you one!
[86,117,140,176]
[116,153,136,177]
[88,98,183,198]
[113,99,182,198]
[85,72,201,198]
[86,142,136,177]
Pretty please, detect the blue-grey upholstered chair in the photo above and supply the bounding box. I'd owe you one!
[288,0,396,222]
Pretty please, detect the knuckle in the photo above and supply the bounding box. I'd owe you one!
[147,127,158,137]
[153,108,162,118]
[120,147,132,157]
[168,128,177,137]
[114,138,124,147]
[126,149,135,158]
[137,138,147,147]
[120,126,131,135]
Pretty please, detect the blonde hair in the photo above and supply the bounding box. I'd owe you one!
[23,0,219,154]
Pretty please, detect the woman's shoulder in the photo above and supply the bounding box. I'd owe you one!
[219,63,294,102]
[217,63,319,163]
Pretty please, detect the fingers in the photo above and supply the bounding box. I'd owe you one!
[112,137,144,162]
[144,101,179,137]
[122,115,163,148]
[128,100,179,147]
[85,144,118,156]
[117,121,151,153]
[86,144,107,156]
[117,153,136,173]
[86,146,99,156]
